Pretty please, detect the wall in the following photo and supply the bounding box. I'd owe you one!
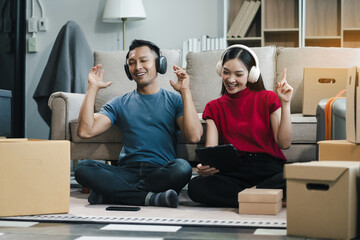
[25,0,225,139]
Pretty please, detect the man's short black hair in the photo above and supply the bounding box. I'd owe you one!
[126,39,160,59]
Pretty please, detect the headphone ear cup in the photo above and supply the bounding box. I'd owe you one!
[156,56,167,74]
[124,63,133,80]
[216,60,223,76]
[248,66,260,83]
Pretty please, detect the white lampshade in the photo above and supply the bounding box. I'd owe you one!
[103,0,147,23]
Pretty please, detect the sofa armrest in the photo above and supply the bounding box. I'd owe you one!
[48,92,85,140]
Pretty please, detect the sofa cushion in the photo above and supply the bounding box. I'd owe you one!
[291,114,316,144]
[276,47,360,114]
[93,49,181,112]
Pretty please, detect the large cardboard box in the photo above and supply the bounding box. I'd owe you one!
[0,139,70,217]
[346,66,360,143]
[284,161,360,240]
[303,67,352,116]
[238,189,282,215]
[318,140,360,161]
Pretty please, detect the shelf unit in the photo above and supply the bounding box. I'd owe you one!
[342,0,360,47]
[262,0,300,47]
[227,0,300,47]
[304,0,341,47]
[226,0,360,48]
[227,0,262,47]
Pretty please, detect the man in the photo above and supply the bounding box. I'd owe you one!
[74,39,202,208]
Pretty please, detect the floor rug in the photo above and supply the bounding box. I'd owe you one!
[1,190,286,228]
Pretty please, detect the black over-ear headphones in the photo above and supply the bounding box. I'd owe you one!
[124,49,167,80]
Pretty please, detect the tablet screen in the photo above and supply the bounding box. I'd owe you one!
[195,144,239,173]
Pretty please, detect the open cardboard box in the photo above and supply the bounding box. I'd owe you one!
[346,66,360,143]
[0,139,70,217]
[285,161,360,240]
[303,67,351,116]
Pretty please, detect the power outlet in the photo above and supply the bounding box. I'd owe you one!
[28,37,37,52]
[28,17,37,33]
[38,18,47,31]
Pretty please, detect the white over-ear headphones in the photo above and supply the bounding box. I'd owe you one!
[216,44,260,83]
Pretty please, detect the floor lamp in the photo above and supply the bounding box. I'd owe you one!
[102,0,146,50]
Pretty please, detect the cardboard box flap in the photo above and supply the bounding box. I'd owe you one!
[284,164,348,182]
[346,66,360,143]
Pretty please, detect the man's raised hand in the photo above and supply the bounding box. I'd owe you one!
[88,64,112,90]
[170,65,190,93]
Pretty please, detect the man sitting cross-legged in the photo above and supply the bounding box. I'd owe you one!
[74,39,202,208]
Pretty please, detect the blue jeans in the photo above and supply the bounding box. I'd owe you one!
[74,158,192,205]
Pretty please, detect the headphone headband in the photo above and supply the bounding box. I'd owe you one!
[220,44,259,68]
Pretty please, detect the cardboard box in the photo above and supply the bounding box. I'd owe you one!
[238,189,282,215]
[0,139,70,217]
[284,161,360,240]
[318,140,360,161]
[303,67,352,116]
[346,66,360,143]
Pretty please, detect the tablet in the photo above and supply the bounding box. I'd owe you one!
[195,144,239,173]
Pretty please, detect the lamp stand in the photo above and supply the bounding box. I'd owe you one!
[121,18,127,50]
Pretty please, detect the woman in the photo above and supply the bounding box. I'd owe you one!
[188,44,293,207]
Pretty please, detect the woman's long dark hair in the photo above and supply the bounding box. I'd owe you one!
[220,47,265,95]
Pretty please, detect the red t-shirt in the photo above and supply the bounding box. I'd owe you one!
[203,87,286,161]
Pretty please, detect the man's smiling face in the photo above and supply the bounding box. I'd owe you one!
[127,46,158,87]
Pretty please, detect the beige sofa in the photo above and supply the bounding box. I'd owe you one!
[49,46,360,164]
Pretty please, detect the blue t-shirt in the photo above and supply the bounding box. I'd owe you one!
[99,88,183,166]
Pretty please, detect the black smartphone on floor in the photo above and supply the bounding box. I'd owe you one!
[106,206,141,211]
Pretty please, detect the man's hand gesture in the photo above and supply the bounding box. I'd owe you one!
[88,64,112,90]
[170,65,190,93]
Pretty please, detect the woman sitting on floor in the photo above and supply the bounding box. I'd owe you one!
[188,44,293,207]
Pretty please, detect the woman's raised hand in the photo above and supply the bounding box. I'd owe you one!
[275,68,293,103]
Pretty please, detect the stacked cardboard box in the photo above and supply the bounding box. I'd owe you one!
[318,140,360,161]
[317,66,360,161]
[290,67,360,239]
[302,67,351,116]
[0,139,70,217]
[238,188,282,215]
[285,161,360,240]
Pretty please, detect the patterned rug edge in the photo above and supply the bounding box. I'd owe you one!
[0,215,286,228]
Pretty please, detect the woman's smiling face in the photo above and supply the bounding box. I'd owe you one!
[221,58,248,94]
